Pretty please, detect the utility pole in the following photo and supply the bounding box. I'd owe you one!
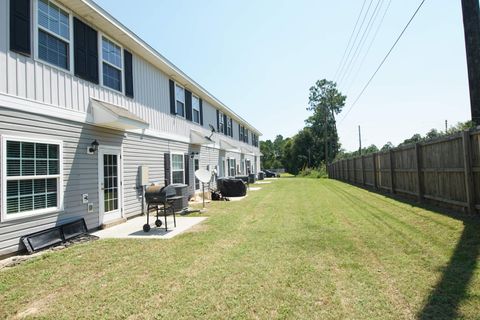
[324,107,328,164]
[358,125,362,155]
[461,0,480,124]
[445,120,448,133]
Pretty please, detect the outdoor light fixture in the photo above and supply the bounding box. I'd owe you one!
[88,140,99,154]
[190,151,199,158]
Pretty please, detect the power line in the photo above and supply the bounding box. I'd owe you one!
[344,0,392,95]
[338,0,385,88]
[335,0,375,84]
[333,0,368,81]
[339,0,427,124]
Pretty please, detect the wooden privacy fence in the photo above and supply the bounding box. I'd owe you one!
[327,130,480,214]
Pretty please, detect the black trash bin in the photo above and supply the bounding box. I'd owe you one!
[235,175,249,184]
[258,172,265,180]
[248,173,256,184]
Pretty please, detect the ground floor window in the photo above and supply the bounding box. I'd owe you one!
[3,138,62,220]
[228,158,236,177]
[171,154,184,184]
[218,158,226,178]
[246,160,251,174]
[194,158,200,190]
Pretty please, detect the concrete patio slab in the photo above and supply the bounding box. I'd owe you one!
[92,215,207,240]
[255,181,272,185]
[249,187,262,191]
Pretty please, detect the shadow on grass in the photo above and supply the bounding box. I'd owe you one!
[418,220,480,319]
[329,180,480,319]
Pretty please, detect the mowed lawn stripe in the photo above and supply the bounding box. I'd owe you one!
[0,178,479,319]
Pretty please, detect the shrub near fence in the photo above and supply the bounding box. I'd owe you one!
[328,130,479,214]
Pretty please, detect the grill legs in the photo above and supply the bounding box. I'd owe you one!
[143,204,176,233]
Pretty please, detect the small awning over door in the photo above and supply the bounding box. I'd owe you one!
[241,146,255,156]
[190,129,213,145]
[220,138,240,152]
[90,99,149,130]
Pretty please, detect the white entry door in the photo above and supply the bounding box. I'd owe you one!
[99,147,122,224]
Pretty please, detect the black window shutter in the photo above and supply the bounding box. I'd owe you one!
[216,110,220,132]
[10,0,31,56]
[239,124,241,141]
[184,154,190,186]
[199,99,204,125]
[124,50,134,98]
[230,119,233,137]
[223,114,227,135]
[169,80,176,115]
[164,153,171,186]
[74,18,98,84]
[185,90,193,121]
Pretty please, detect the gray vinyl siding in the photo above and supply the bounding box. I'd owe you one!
[0,0,261,256]
[0,107,120,255]
[122,135,189,217]
[0,107,193,255]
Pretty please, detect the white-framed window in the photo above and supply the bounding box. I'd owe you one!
[101,36,123,92]
[1,136,63,221]
[219,111,225,133]
[192,95,200,124]
[219,158,226,177]
[36,0,72,70]
[245,159,251,174]
[175,84,185,117]
[228,158,236,177]
[227,118,232,136]
[171,153,184,184]
[194,158,200,190]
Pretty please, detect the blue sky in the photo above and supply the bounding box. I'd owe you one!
[95,0,470,151]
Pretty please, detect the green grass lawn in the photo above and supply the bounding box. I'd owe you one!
[1,178,479,319]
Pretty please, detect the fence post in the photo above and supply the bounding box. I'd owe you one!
[347,159,350,182]
[372,153,378,189]
[462,130,476,214]
[361,155,366,186]
[415,143,424,201]
[389,149,395,194]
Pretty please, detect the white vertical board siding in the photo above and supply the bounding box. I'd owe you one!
[0,0,259,145]
[202,100,218,130]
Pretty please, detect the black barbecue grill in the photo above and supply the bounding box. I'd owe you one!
[143,184,181,232]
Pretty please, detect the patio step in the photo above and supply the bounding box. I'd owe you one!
[100,217,127,229]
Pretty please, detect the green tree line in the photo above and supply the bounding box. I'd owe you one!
[260,78,476,173]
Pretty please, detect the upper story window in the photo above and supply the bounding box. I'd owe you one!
[2,137,63,221]
[239,125,244,141]
[175,85,185,117]
[219,111,225,133]
[102,36,123,92]
[227,118,232,137]
[192,95,200,124]
[37,0,71,70]
[252,134,258,147]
